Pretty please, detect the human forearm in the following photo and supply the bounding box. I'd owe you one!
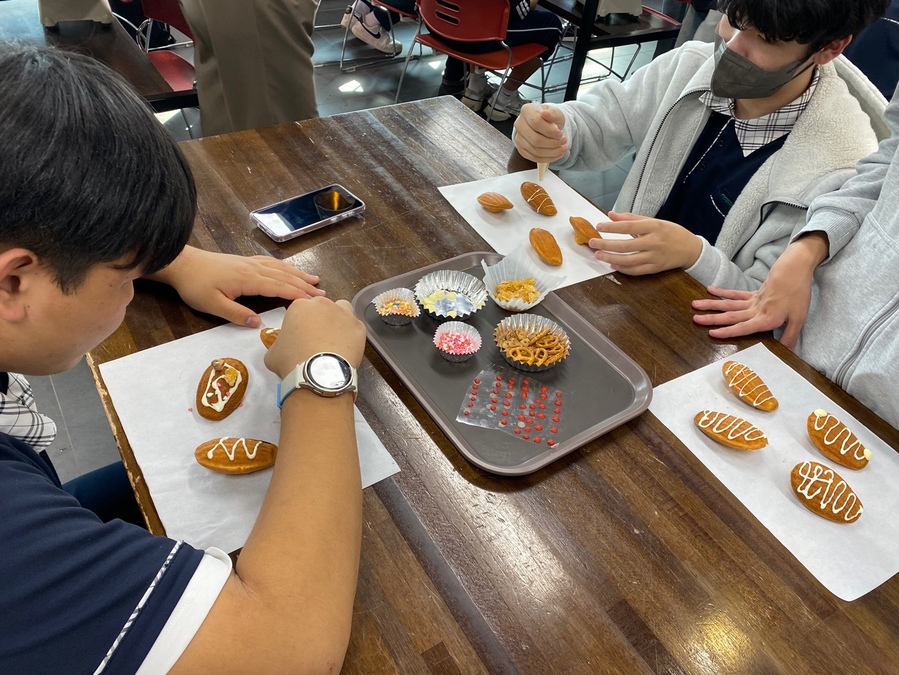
[241,392,361,655]
[173,297,365,673]
[173,392,361,674]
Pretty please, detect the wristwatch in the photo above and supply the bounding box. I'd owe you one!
[277,352,358,407]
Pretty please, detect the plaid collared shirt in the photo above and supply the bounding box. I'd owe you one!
[0,372,57,450]
[699,70,820,157]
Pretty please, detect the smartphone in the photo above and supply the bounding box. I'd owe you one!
[251,184,365,243]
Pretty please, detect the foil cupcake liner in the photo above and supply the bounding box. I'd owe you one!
[371,287,420,326]
[414,270,488,322]
[494,313,570,372]
[434,322,482,362]
[481,252,563,312]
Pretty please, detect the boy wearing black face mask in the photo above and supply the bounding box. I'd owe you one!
[512,0,889,292]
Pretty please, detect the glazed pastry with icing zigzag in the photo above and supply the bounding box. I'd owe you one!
[722,361,778,411]
[807,409,872,470]
[693,410,768,450]
[791,460,863,523]
[195,437,278,474]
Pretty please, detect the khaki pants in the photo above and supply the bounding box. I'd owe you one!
[178,0,319,135]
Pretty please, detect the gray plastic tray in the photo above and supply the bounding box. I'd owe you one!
[352,252,652,475]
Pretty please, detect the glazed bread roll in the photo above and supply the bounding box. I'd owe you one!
[529,228,563,266]
[791,460,863,523]
[196,357,248,421]
[807,409,871,470]
[477,192,514,213]
[569,216,600,245]
[520,181,557,216]
[195,437,277,474]
[260,327,280,349]
[693,410,767,450]
[722,361,778,411]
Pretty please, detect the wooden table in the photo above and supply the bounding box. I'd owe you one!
[0,0,197,112]
[88,96,899,673]
[539,0,680,100]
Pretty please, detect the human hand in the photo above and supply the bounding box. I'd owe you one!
[149,246,326,328]
[691,234,827,348]
[589,212,702,274]
[513,103,568,164]
[264,297,366,379]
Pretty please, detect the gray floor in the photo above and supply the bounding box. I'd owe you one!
[31,0,661,483]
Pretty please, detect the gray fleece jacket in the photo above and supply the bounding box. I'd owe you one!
[794,88,899,429]
[551,41,886,290]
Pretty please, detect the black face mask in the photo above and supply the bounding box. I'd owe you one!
[710,34,816,99]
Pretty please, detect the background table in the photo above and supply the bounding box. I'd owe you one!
[88,97,899,673]
[0,0,197,112]
[540,0,681,99]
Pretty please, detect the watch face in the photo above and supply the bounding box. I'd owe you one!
[306,353,352,392]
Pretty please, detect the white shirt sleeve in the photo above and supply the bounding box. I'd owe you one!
[135,547,232,674]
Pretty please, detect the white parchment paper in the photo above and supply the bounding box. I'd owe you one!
[650,343,899,600]
[98,308,399,553]
[439,169,626,288]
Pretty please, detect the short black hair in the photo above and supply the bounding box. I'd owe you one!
[0,43,195,292]
[718,0,890,53]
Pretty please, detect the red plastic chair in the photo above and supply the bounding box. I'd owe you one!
[395,0,550,119]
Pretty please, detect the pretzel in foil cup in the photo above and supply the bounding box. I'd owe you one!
[494,314,570,371]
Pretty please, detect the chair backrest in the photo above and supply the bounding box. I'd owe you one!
[416,0,509,43]
[140,0,194,39]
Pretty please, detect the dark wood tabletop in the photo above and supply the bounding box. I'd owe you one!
[0,0,196,112]
[539,0,681,100]
[87,96,899,674]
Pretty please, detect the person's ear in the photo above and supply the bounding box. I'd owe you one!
[813,35,852,65]
[0,248,40,323]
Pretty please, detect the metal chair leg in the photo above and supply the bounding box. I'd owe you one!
[394,32,418,103]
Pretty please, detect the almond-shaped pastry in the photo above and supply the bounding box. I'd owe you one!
[693,410,767,450]
[791,460,863,523]
[529,228,563,266]
[477,192,514,213]
[722,361,778,411]
[196,357,248,421]
[520,181,557,216]
[260,327,280,349]
[195,437,277,474]
[807,409,871,470]
[569,216,601,245]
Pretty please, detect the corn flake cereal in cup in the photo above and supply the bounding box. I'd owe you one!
[372,288,420,326]
[481,253,562,312]
[434,322,482,362]
[494,313,570,372]
[414,270,488,321]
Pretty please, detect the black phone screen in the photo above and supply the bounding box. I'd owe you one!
[253,185,362,233]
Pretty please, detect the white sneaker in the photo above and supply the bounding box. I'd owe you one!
[461,71,496,112]
[485,88,531,122]
[340,6,356,28]
[461,82,497,112]
[351,20,402,54]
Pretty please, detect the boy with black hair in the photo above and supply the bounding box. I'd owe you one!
[0,45,365,673]
[513,0,888,291]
